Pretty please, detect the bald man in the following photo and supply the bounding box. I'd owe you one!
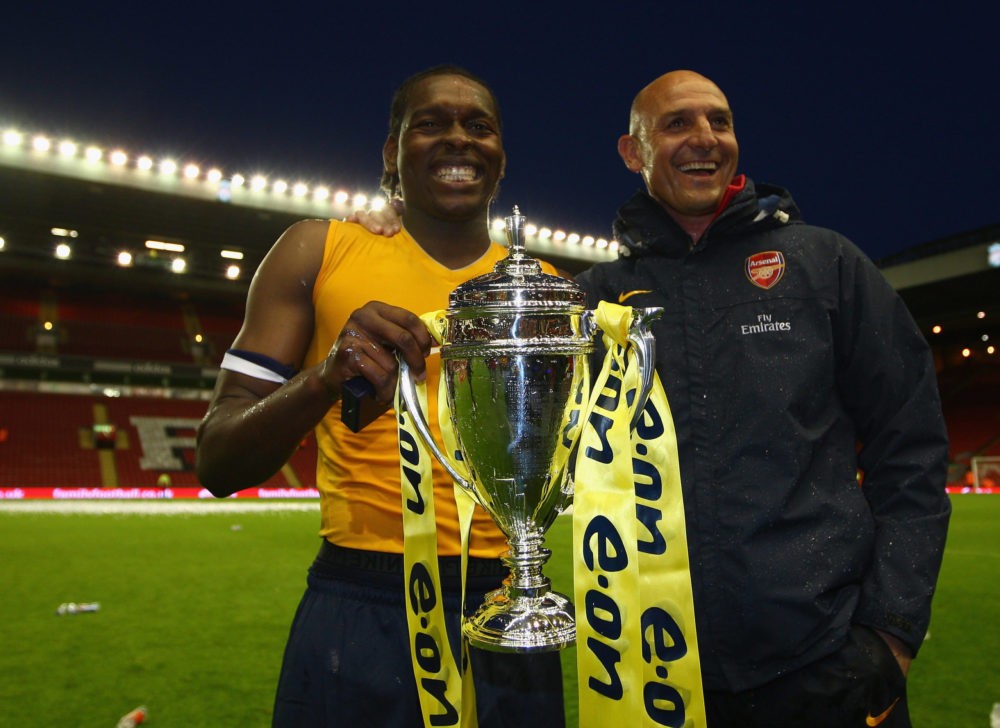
[576,70,950,727]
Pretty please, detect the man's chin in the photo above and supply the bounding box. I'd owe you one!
[427,201,491,222]
[431,188,497,217]
[653,193,722,219]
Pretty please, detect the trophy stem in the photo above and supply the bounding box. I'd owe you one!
[502,535,552,597]
[463,532,575,653]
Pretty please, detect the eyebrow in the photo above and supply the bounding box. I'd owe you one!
[652,106,732,127]
[412,95,494,116]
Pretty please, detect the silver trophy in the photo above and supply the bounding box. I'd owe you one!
[400,207,659,653]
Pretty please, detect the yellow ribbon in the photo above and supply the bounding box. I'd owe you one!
[396,367,470,728]
[573,301,706,728]
[425,311,481,728]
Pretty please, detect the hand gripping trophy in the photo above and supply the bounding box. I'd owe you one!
[399,207,660,653]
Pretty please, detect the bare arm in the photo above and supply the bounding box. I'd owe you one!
[195,219,432,496]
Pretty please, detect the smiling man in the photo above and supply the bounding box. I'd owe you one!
[617,70,739,243]
[576,70,951,727]
[196,65,564,728]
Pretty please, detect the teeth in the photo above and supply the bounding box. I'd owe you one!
[679,161,718,172]
[437,166,477,182]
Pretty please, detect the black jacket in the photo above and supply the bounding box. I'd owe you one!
[576,180,951,691]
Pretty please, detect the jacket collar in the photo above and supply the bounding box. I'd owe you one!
[613,177,801,259]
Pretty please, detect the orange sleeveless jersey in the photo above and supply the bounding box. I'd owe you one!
[304,220,558,557]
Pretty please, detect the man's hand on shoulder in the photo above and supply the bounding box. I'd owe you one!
[345,200,404,237]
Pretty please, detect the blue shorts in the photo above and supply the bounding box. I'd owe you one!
[272,542,565,727]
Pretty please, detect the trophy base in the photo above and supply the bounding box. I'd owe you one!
[463,588,575,653]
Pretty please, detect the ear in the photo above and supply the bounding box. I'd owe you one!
[382,135,399,175]
[617,134,643,174]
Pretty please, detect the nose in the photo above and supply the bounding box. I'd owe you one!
[688,117,718,150]
[443,121,472,148]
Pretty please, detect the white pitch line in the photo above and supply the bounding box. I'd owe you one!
[0,500,319,515]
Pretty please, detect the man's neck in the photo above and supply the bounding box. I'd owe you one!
[656,176,745,246]
[402,210,493,270]
[664,209,714,246]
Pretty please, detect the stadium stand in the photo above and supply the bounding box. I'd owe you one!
[48,288,191,362]
[190,300,244,365]
[0,279,42,353]
[1,277,311,491]
[0,390,317,489]
[0,280,240,364]
[0,391,104,488]
[938,364,1000,485]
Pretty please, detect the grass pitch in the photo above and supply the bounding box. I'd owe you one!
[0,495,995,726]
[0,503,318,727]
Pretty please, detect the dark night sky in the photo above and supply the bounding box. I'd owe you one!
[1,1,996,261]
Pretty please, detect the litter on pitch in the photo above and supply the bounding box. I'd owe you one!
[55,602,100,615]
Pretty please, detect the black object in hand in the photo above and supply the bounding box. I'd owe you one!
[341,376,391,432]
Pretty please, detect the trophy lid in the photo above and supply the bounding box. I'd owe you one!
[449,206,585,309]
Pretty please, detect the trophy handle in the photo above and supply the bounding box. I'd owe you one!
[627,306,662,429]
[397,359,478,498]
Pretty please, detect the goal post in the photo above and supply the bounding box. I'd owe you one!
[971,456,1000,491]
